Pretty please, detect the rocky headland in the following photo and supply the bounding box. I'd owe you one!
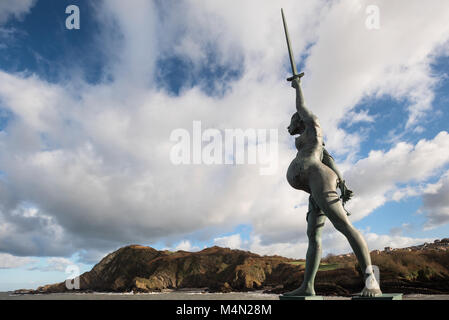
[16,239,449,296]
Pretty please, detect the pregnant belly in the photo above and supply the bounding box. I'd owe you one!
[286,158,310,192]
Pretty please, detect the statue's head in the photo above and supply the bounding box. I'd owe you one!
[288,112,305,135]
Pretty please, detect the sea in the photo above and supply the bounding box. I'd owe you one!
[1,290,278,300]
[1,290,449,300]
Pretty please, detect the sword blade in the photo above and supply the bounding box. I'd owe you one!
[281,8,298,77]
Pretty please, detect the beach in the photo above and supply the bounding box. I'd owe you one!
[2,291,449,300]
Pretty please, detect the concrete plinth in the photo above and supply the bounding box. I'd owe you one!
[351,293,403,300]
[279,295,324,300]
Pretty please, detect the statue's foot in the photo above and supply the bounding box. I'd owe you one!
[360,273,382,297]
[360,286,382,297]
[282,285,315,297]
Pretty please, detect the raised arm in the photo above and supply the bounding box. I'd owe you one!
[291,77,316,122]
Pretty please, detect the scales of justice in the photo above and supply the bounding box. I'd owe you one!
[279,8,401,300]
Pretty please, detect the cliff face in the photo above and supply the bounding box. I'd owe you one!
[28,241,449,296]
[33,245,303,294]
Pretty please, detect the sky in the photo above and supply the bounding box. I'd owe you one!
[0,0,449,291]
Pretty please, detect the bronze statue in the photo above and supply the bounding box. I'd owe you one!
[281,9,382,297]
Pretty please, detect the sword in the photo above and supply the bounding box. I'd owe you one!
[281,8,304,82]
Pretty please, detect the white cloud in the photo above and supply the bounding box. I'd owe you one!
[346,109,376,125]
[0,0,35,24]
[213,234,243,249]
[302,0,449,152]
[421,171,449,229]
[98,0,158,89]
[345,131,449,220]
[174,240,200,252]
[389,223,414,236]
[363,232,433,251]
[248,235,309,258]
[0,253,35,269]
[212,231,431,259]
[37,257,74,272]
[0,0,449,261]
[318,231,432,257]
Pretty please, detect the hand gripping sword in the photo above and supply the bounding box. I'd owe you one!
[281,8,304,82]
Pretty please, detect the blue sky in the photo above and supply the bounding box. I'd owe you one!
[1,0,449,292]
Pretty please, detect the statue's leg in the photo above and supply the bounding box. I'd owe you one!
[308,165,382,297]
[283,197,326,296]
[302,197,326,294]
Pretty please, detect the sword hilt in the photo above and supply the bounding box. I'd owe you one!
[287,72,305,82]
